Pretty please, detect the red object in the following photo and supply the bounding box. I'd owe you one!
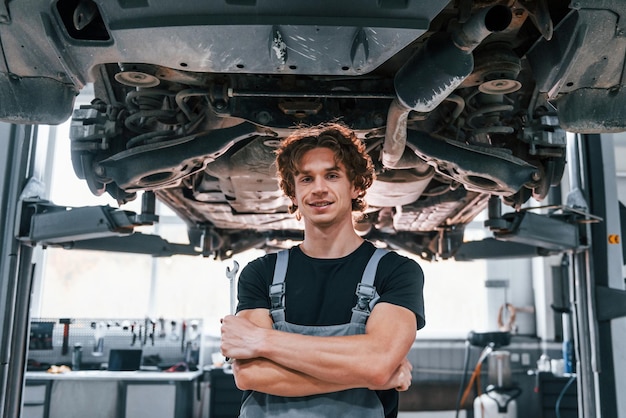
[165,362,188,372]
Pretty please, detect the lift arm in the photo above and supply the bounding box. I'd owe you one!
[15,195,202,257]
[456,197,599,260]
[595,286,626,321]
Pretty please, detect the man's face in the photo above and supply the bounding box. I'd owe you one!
[292,147,359,227]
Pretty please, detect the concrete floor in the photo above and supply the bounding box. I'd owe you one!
[399,411,467,418]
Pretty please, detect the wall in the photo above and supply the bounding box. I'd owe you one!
[402,339,562,416]
[28,318,203,372]
[612,133,626,282]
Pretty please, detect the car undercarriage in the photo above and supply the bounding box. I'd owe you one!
[1,0,624,260]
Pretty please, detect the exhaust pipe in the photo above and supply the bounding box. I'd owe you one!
[382,5,512,168]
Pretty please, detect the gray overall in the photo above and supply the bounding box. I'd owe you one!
[239,248,389,418]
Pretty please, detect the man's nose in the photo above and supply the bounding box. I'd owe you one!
[312,176,328,192]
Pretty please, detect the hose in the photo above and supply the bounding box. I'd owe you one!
[458,345,494,411]
[555,375,576,418]
[497,303,517,332]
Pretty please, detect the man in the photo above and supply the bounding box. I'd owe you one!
[221,123,425,417]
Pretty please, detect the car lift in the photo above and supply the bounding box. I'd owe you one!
[1,124,626,417]
[15,193,203,257]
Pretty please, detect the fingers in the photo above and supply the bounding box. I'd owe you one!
[401,357,413,370]
[395,359,413,392]
[220,314,235,324]
[220,315,236,358]
[220,315,262,360]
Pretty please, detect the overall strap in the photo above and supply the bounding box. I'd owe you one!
[350,248,388,325]
[269,249,289,323]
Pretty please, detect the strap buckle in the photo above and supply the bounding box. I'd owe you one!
[353,283,376,312]
[270,282,286,309]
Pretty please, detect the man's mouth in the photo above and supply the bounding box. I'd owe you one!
[309,201,332,207]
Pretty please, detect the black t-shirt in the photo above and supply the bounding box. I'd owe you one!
[236,241,426,417]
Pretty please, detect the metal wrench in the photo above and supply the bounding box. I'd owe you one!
[224,260,239,364]
[226,260,239,315]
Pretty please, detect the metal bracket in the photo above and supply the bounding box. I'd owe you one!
[455,238,548,260]
[15,197,201,257]
[17,199,136,245]
[596,286,626,321]
[16,195,161,244]
[488,211,579,251]
[484,203,601,253]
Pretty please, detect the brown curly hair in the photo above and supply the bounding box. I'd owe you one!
[275,123,375,214]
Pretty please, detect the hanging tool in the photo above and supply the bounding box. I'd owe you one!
[181,320,187,353]
[170,320,179,341]
[158,317,166,338]
[130,322,137,346]
[59,318,72,356]
[93,321,106,356]
[143,317,149,346]
[150,319,156,345]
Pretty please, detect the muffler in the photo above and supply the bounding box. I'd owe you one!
[382,5,512,168]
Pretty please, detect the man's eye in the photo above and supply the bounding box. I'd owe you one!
[327,173,339,179]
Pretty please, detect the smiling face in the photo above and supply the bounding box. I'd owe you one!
[292,147,360,228]
[276,124,375,217]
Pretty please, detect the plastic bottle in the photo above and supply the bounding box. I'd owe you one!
[537,353,551,372]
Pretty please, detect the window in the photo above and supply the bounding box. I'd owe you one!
[414,255,487,338]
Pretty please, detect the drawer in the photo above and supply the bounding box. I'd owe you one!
[23,385,47,404]
[22,404,45,418]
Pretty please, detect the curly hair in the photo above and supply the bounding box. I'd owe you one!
[275,123,375,214]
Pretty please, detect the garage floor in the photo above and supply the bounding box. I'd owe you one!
[399,411,467,417]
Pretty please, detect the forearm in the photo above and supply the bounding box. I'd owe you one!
[257,331,388,386]
[257,304,416,387]
[223,308,369,395]
[233,358,358,396]
[222,304,417,389]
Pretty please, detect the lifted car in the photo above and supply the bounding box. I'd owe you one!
[0,0,621,259]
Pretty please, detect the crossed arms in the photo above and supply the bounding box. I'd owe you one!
[220,302,417,397]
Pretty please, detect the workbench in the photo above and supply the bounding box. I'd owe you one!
[24,370,202,418]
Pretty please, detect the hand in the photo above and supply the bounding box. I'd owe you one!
[369,358,413,392]
[220,315,267,360]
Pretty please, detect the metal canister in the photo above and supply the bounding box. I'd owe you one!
[487,350,512,388]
